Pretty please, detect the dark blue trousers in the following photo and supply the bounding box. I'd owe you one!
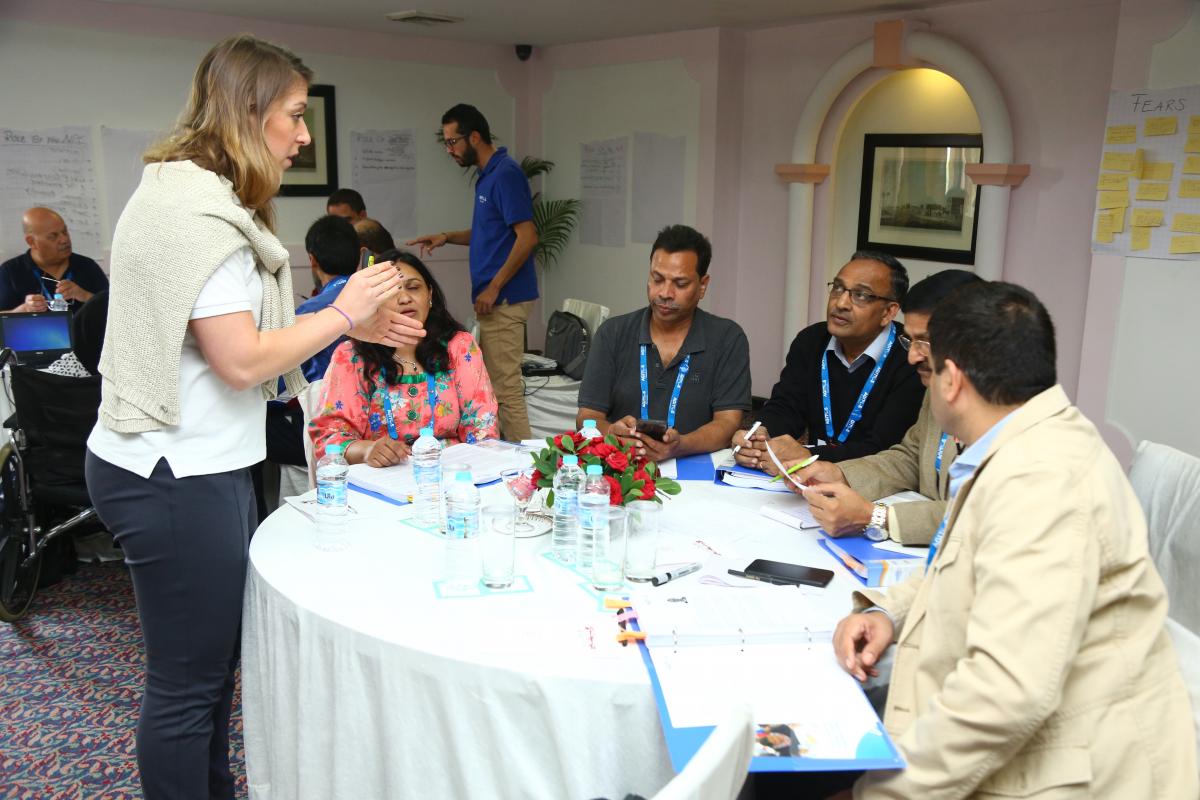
[86,453,255,800]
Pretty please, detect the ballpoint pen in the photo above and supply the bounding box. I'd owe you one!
[732,420,761,457]
[650,562,701,587]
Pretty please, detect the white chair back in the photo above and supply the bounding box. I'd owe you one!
[651,704,753,800]
[561,298,610,339]
[297,379,325,490]
[1128,441,1200,634]
[1164,617,1200,780]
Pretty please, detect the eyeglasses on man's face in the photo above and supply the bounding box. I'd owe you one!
[897,334,931,355]
[443,135,467,150]
[826,281,896,307]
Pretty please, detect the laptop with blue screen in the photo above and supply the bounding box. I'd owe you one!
[0,311,73,367]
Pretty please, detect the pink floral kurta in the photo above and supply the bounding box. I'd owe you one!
[310,332,499,461]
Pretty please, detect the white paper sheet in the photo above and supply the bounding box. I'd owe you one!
[631,131,686,243]
[579,137,627,246]
[0,127,103,260]
[351,129,417,238]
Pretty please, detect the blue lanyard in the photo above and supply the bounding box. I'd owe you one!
[934,432,951,474]
[820,326,896,444]
[381,374,438,440]
[639,344,690,430]
[35,266,73,302]
[926,514,949,570]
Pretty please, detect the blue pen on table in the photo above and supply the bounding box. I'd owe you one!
[650,562,701,587]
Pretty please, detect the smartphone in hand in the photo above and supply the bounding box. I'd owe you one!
[635,418,669,442]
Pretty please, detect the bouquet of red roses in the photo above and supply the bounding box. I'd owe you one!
[530,430,682,506]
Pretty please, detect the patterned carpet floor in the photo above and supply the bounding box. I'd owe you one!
[0,561,248,798]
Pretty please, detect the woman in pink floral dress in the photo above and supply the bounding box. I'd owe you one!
[311,251,499,466]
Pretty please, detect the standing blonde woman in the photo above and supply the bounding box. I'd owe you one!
[84,35,422,798]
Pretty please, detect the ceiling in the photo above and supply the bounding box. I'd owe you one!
[105,0,976,46]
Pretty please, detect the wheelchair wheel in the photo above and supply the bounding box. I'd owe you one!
[0,444,40,622]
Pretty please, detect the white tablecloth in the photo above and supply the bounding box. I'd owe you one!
[241,470,874,800]
[522,374,580,440]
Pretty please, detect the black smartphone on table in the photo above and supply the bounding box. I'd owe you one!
[741,558,834,588]
[635,418,669,441]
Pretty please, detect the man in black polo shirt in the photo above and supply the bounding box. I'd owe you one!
[733,251,923,467]
[0,207,108,312]
[577,224,751,461]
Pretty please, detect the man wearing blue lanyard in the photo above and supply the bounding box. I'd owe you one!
[0,207,108,313]
[576,225,751,460]
[733,251,923,468]
[828,282,1197,800]
[782,270,982,545]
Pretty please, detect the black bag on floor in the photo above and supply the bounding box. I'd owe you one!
[543,310,590,380]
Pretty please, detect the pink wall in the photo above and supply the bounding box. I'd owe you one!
[734,0,1123,396]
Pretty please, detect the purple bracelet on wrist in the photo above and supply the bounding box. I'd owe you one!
[328,303,353,332]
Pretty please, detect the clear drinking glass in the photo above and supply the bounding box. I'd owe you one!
[480,504,516,589]
[624,500,660,582]
[591,505,627,592]
[500,467,538,534]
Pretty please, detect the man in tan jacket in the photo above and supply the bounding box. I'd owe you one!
[831,281,1197,799]
[787,269,981,545]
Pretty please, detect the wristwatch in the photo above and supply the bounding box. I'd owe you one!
[864,503,889,542]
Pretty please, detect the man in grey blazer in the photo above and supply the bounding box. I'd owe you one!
[785,270,980,545]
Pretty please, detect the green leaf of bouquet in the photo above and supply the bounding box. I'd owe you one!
[546,489,556,508]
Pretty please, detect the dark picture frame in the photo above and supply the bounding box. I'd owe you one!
[279,84,338,197]
[856,133,983,265]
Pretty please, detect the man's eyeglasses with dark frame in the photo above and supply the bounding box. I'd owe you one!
[826,280,897,308]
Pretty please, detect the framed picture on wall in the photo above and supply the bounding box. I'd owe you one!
[856,133,983,265]
[279,84,338,197]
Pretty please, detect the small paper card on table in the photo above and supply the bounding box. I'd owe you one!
[433,575,534,599]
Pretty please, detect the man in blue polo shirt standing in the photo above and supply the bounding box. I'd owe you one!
[409,104,538,440]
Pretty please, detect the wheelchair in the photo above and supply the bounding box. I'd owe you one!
[0,350,101,621]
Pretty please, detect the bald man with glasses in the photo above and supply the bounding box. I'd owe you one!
[733,251,923,469]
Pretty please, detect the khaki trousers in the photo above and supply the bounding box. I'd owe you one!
[476,300,532,440]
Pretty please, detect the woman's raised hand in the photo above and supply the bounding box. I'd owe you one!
[334,261,402,325]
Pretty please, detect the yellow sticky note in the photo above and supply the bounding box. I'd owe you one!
[1097,173,1130,191]
[1097,210,1119,237]
[1171,213,1200,233]
[1097,190,1129,209]
[1186,135,1200,153]
[1141,162,1174,181]
[1102,151,1135,171]
[1106,125,1137,144]
[1096,226,1114,244]
[1184,155,1200,174]
[1169,235,1200,254]
[1133,148,1146,178]
[1135,182,1170,201]
[1180,179,1200,199]
[1131,208,1164,227]
[1145,116,1178,136]
[1131,227,1151,251]
[1189,116,1200,134]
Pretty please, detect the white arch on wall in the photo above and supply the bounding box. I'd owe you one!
[784,30,1016,346]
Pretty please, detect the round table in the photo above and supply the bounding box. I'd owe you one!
[241,470,868,800]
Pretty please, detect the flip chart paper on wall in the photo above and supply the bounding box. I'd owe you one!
[1145,116,1178,136]
[0,127,103,261]
[351,130,417,238]
[1093,86,1200,261]
[1131,208,1164,227]
[579,137,628,247]
[631,132,686,244]
[1135,182,1171,201]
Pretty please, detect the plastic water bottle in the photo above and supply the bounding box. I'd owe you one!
[48,293,67,312]
[579,418,602,441]
[411,426,444,532]
[444,469,481,590]
[314,443,349,551]
[578,464,609,570]
[551,454,584,563]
